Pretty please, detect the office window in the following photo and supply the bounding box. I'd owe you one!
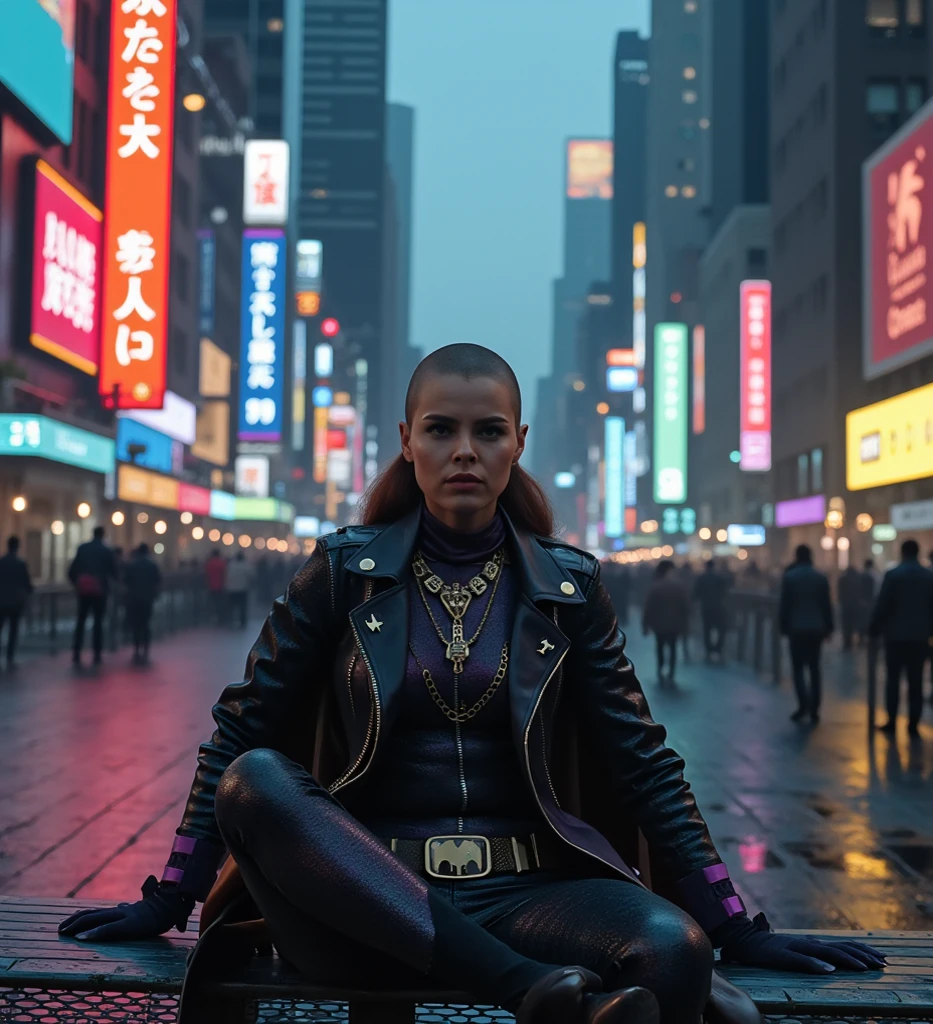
[811,448,823,492]
[867,80,900,136]
[682,89,698,104]
[797,453,809,496]
[866,0,898,32]
[906,78,927,114]
[906,0,925,35]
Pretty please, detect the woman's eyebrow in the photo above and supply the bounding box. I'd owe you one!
[421,413,457,423]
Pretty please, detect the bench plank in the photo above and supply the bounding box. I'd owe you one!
[2,896,933,1019]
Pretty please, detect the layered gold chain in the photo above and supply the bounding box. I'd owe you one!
[411,642,509,723]
[411,550,504,675]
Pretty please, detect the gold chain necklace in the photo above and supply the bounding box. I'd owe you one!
[411,549,504,674]
[411,642,509,723]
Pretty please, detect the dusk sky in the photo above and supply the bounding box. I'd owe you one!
[388,0,650,447]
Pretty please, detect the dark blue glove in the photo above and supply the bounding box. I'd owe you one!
[58,875,196,941]
[715,912,886,974]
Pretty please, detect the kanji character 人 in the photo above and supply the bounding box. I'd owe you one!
[249,289,276,317]
[122,0,168,15]
[119,114,161,158]
[113,276,156,322]
[123,66,159,112]
[122,18,163,63]
[116,229,156,274]
[247,363,275,390]
[115,324,155,366]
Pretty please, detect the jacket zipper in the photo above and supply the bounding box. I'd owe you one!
[329,582,380,795]
[455,672,467,832]
[345,653,357,720]
[524,648,643,886]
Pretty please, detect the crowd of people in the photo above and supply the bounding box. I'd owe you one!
[0,527,300,670]
[603,540,933,737]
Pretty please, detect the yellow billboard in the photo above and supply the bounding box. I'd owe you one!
[118,465,179,509]
[846,381,933,490]
[192,400,230,467]
[199,339,231,398]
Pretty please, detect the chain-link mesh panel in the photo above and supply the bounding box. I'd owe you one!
[1,990,930,1023]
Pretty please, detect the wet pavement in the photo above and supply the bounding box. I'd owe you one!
[0,616,931,931]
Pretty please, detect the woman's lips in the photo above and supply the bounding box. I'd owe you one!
[445,474,482,488]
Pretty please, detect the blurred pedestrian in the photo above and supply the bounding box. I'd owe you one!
[837,564,863,650]
[0,536,33,668]
[678,561,696,661]
[779,544,833,724]
[68,525,117,668]
[694,559,729,660]
[123,543,162,664]
[205,549,227,625]
[226,551,252,629]
[602,559,632,627]
[642,559,691,683]
[869,539,933,737]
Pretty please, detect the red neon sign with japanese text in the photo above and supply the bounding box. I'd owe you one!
[99,0,177,409]
[739,281,771,472]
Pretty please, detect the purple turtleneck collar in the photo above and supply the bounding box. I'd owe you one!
[418,505,506,564]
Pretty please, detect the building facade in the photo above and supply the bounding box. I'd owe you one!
[770,0,929,564]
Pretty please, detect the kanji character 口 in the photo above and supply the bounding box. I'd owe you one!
[115,324,155,366]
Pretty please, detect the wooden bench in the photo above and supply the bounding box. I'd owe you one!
[2,897,932,1022]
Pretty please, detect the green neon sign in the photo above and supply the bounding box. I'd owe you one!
[653,323,688,504]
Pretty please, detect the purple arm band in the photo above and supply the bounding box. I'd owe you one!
[675,862,747,935]
[161,834,226,901]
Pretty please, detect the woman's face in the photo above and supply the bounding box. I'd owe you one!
[400,373,527,530]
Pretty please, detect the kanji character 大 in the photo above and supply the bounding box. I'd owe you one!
[118,113,161,158]
[115,324,155,366]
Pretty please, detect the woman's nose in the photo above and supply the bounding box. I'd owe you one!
[453,433,478,462]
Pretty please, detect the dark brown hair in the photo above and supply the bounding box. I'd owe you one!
[358,344,554,536]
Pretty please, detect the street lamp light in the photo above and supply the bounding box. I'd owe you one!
[77,502,91,519]
[182,93,206,112]
[11,496,26,512]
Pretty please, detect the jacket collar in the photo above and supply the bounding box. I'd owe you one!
[346,504,585,606]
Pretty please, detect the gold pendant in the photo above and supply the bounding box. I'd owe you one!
[446,640,470,673]
[440,583,472,619]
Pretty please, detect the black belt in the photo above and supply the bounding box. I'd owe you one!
[382,832,566,880]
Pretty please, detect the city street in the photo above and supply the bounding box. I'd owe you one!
[1,623,931,932]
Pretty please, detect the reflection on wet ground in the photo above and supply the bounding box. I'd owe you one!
[625,632,933,930]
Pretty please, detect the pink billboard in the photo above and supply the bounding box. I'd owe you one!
[739,282,771,471]
[29,159,102,375]
[864,100,933,377]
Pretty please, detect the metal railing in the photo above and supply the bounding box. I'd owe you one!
[15,572,211,656]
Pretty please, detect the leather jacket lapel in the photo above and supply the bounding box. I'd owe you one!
[508,595,569,758]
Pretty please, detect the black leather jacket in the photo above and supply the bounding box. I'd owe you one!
[178,507,721,886]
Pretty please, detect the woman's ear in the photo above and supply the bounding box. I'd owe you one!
[399,421,414,463]
[513,423,529,465]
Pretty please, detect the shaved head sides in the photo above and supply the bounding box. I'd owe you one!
[405,344,522,425]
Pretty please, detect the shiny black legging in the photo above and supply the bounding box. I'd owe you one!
[214,748,713,1024]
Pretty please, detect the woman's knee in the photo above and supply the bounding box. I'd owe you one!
[610,905,713,1009]
[215,748,303,835]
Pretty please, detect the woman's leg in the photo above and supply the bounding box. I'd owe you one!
[214,748,563,1010]
[485,877,713,1024]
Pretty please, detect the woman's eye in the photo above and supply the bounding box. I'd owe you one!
[426,423,451,436]
[478,426,505,438]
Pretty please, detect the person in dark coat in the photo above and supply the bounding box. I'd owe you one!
[642,560,691,683]
[0,536,33,668]
[68,525,117,667]
[869,539,933,737]
[123,544,162,664]
[602,560,632,627]
[693,560,729,660]
[837,565,863,650]
[779,544,833,724]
